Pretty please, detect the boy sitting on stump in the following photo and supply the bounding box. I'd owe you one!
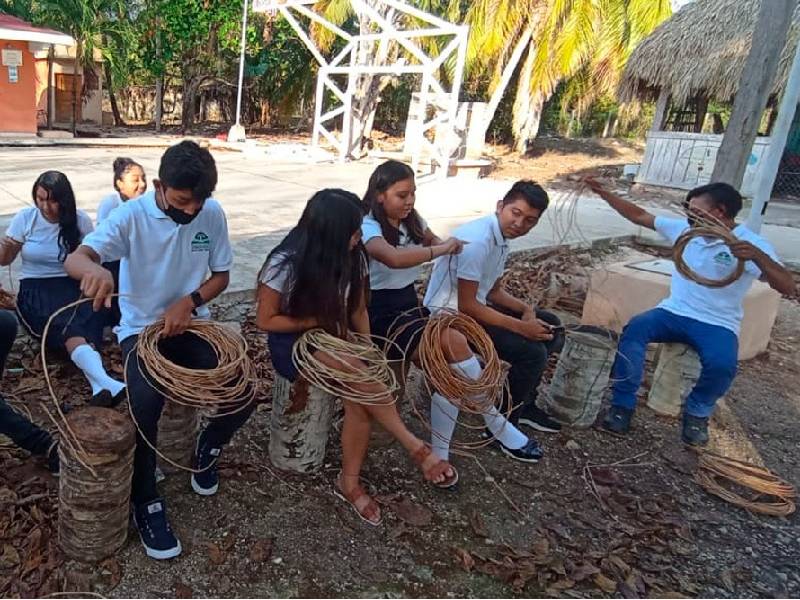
[586,180,795,446]
[65,141,254,560]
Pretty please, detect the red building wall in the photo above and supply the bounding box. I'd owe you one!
[0,40,38,134]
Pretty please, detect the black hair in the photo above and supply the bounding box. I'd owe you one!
[501,180,550,212]
[158,140,217,202]
[685,182,743,219]
[362,160,424,246]
[31,171,81,262]
[112,157,144,193]
[260,188,368,335]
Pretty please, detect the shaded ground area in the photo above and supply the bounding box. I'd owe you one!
[0,244,797,598]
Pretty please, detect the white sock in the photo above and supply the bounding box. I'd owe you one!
[70,344,125,396]
[453,356,528,450]
[431,392,459,460]
[483,405,528,450]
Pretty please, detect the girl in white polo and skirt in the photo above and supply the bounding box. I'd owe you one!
[0,171,123,408]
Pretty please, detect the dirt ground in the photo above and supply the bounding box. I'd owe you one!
[0,135,798,598]
[0,239,798,599]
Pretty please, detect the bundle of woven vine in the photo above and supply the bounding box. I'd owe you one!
[135,318,258,417]
[672,213,745,288]
[292,329,402,404]
[694,451,796,516]
[386,308,510,451]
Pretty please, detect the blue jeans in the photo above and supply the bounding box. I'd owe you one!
[611,308,738,418]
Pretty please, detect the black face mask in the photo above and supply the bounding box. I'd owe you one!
[164,202,202,225]
[158,188,202,225]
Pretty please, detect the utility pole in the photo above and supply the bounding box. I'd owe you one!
[228,0,249,143]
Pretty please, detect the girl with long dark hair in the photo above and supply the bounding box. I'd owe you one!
[362,160,545,468]
[0,171,123,407]
[256,188,456,527]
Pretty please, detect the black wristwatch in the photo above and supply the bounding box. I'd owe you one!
[190,290,204,309]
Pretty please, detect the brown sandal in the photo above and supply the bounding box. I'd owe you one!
[333,474,382,526]
[411,443,459,489]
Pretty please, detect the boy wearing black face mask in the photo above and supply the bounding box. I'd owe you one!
[65,140,254,561]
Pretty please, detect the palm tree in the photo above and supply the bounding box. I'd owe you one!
[37,0,126,135]
[453,0,672,152]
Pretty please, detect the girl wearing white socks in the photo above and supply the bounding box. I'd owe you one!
[362,161,543,474]
[0,171,124,407]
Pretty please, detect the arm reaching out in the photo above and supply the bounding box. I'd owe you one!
[585,177,656,230]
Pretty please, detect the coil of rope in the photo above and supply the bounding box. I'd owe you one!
[135,318,257,416]
[418,310,506,413]
[694,451,796,517]
[292,329,402,404]
[385,308,510,452]
[672,218,745,288]
[41,297,258,474]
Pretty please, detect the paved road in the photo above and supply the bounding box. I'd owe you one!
[1,146,797,296]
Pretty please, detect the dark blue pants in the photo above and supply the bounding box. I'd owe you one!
[484,309,565,426]
[122,332,255,506]
[0,310,52,456]
[611,308,738,418]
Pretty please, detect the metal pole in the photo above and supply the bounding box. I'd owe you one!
[228,0,249,142]
[746,38,800,232]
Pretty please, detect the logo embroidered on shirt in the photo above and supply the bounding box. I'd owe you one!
[713,251,733,266]
[191,232,211,252]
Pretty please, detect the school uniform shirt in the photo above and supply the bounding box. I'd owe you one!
[81,189,234,342]
[655,216,781,335]
[5,206,94,279]
[261,253,292,306]
[96,191,124,224]
[362,213,428,290]
[424,213,508,312]
[261,252,351,309]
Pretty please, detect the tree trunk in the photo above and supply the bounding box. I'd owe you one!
[512,44,545,155]
[46,45,54,130]
[651,88,670,131]
[71,39,82,136]
[478,26,534,142]
[268,375,335,474]
[693,97,708,133]
[348,3,398,156]
[154,22,163,132]
[103,58,125,127]
[711,0,795,188]
[181,76,201,133]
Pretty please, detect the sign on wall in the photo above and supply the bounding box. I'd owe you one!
[7,65,18,83]
[1,49,23,67]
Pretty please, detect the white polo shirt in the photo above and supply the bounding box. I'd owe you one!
[655,216,781,335]
[424,214,508,312]
[362,213,428,290]
[6,206,94,279]
[81,190,234,342]
[96,191,124,224]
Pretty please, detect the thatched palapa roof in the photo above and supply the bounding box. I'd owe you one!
[618,0,800,106]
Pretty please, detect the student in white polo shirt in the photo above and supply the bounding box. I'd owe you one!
[96,157,147,327]
[424,180,566,454]
[0,171,122,408]
[362,161,546,465]
[586,179,795,445]
[64,141,254,560]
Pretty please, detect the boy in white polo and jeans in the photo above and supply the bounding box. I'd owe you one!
[586,179,795,445]
[65,141,255,560]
